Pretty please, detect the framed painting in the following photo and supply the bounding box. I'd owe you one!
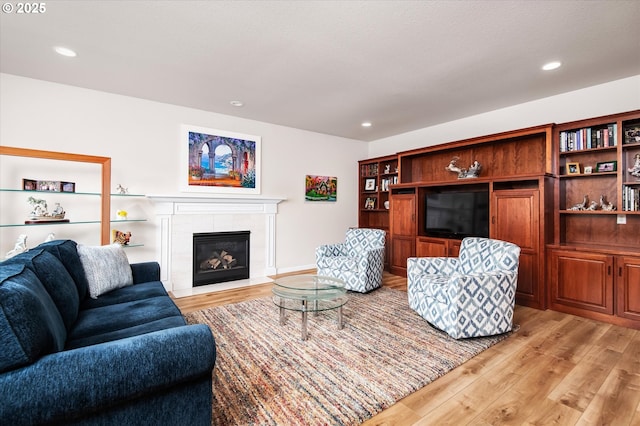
[305,175,337,202]
[181,125,261,194]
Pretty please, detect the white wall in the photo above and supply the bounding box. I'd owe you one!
[368,75,640,157]
[0,73,368,271]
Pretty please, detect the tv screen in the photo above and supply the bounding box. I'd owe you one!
[425,190,489,239]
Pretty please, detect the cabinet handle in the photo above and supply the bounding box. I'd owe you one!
[491,216,496,224]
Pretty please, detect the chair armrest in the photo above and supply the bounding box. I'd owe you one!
[0,324,215,425]
[315,243,347,260]
[130,261,160,283]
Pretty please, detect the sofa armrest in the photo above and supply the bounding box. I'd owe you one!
[0,324,215,425]
[130,261,160,283]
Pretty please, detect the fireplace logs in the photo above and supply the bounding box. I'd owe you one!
[199,250,238,270]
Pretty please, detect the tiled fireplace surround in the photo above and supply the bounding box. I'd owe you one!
[148,195,284,298]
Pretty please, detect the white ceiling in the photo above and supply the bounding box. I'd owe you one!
[1,1,639,141]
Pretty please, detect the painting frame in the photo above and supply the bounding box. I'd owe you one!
[180,124,261,194]
[305,175,337,202]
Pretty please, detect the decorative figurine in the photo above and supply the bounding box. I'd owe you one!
[586,201,598,211]
[628,154,640,180]
[27,196,48,218]
[384,164,391,174]
[569,195,589,210]
[26,197,65,221]
[112,229,132,245]
[600,195,616,211]
[44,233,56,242]
[116,210,128,220]
[116,184,129,194]
[445,157,482,179]
[5,234,28,258]
[52,203,65,219]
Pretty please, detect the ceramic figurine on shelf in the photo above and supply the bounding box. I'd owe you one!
[599,195,616,211]
[628,154,640,179]
[5,234,28,259]
[445,157,482,179]
[44,233,56,242]
[52,203,65,219]
[116,210,128,220]
[112,229,132,245]
[569,195,589,211]
[586,201,598,211]
[116,184,129,194]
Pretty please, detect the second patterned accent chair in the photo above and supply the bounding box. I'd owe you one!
[315,228,386,293]
[407,237,521,339]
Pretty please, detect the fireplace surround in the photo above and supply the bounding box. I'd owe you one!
[148,195,284,297]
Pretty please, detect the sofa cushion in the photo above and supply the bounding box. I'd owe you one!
[0,264,67,373]
[80,281,169,310]
[68,295,184,348]
[3,249,79,331]
[37,239,90,300]
[77,244,133,299]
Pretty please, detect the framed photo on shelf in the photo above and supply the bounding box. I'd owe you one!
[22,178,37,191]
[61,181,76,193]
[583,166,593,174]
[566,162,580,175]
[595,161,617,173]
[364,178,376,191]
[364,197,376,209]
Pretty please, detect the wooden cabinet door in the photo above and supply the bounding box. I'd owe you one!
[389,193,416,275]
[616,256,640,321]
[549,250,614,315]
[416,237,447,257]
[416,237,461,257]
[492,189,542,309]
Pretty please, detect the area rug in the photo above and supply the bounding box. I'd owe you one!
[184,287,514,425]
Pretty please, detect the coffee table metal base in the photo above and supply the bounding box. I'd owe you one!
[277,298,344,340]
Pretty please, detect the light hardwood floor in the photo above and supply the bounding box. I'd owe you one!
[172,272,640,426]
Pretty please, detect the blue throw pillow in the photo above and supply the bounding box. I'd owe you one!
[0,264,67,373]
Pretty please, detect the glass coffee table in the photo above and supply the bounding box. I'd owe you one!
[272,275,348,340]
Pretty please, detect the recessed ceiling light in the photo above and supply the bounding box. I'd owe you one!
[361,122,372,128]
[542,61,561,71]
[54,46,77,57]
[230,100,244,107]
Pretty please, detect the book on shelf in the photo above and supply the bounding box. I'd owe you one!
[622,185,639,211]
[559,124,617,152]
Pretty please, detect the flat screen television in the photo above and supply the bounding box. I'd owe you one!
[425,190,489,239]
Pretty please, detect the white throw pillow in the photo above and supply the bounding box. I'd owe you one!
[77,243,133,299]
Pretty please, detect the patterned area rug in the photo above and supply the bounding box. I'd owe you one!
[184,287,514,425]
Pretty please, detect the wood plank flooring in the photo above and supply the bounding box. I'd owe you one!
[172,271,640,426]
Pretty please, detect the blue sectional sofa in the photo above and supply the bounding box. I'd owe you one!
[0,239,216,425]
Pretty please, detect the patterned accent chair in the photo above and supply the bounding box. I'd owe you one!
[315,228,386,293]
[407,237,520,339]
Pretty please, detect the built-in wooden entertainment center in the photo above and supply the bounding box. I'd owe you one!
[359,109,640,329]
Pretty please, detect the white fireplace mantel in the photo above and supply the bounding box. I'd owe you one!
[147,194,285,296]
